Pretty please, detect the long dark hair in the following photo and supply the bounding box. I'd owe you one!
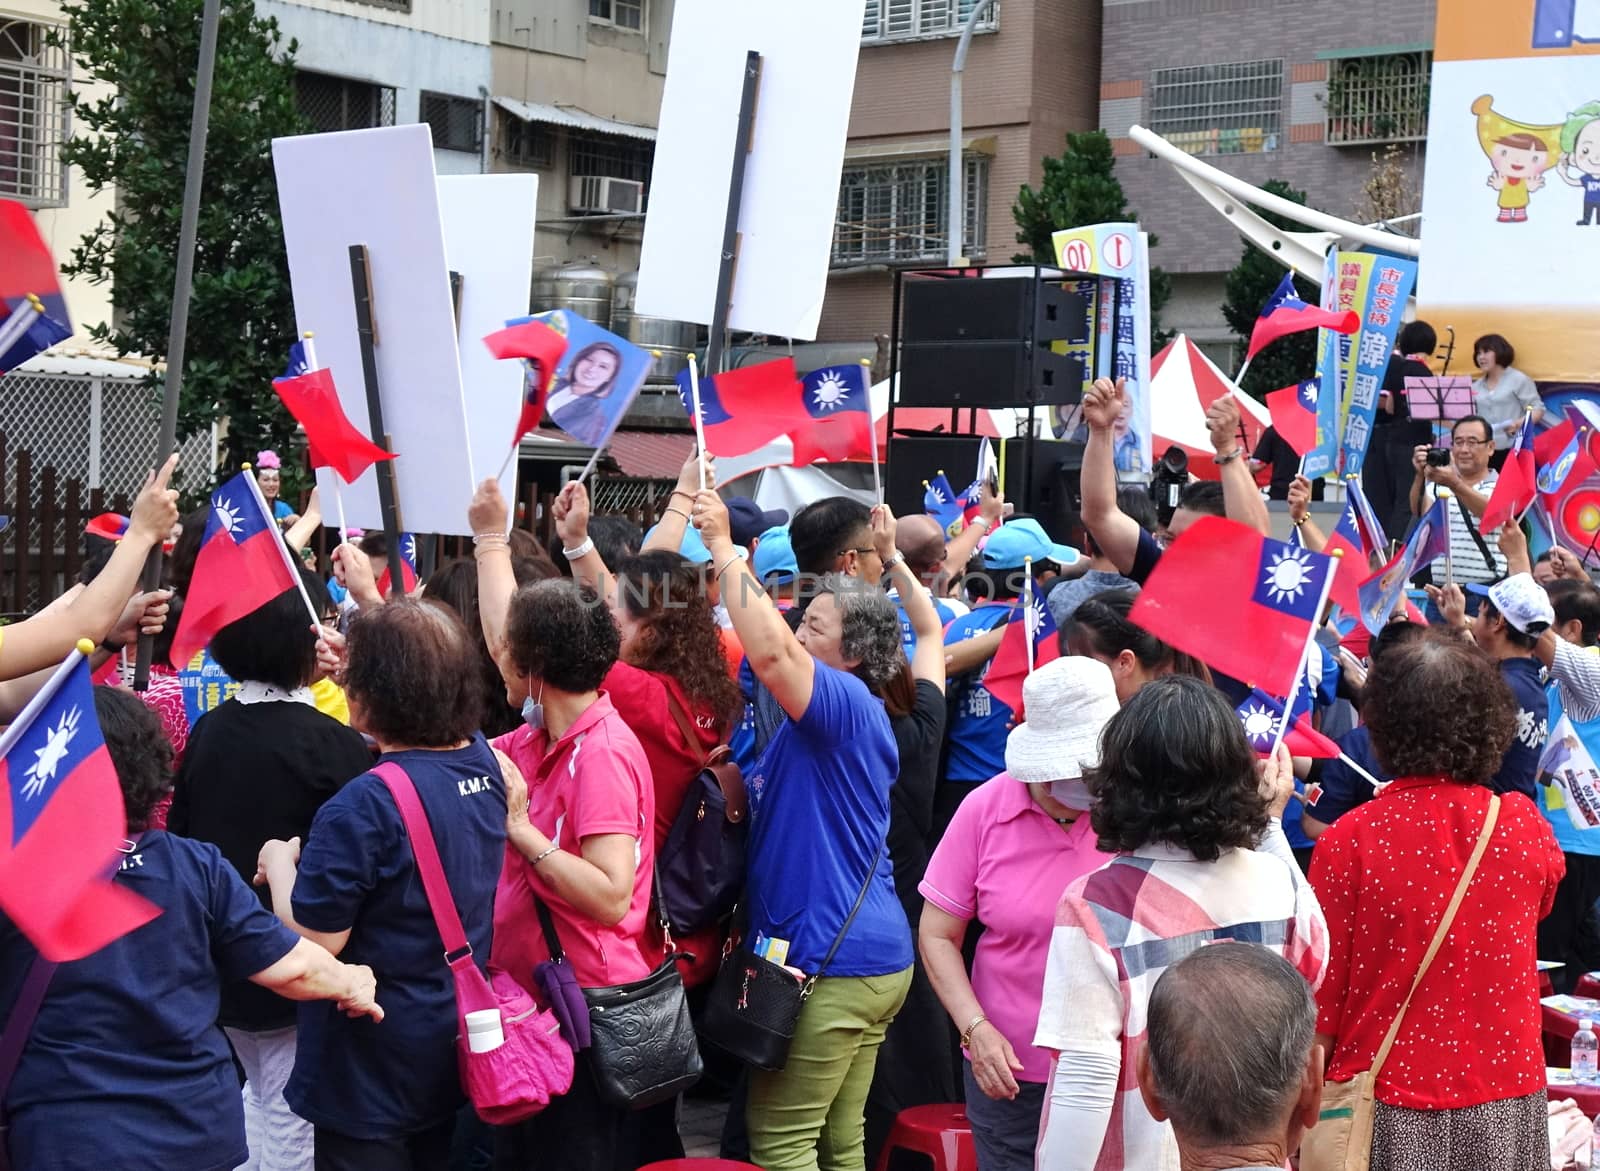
[614,551,741,726]
[1061,590,1212,683]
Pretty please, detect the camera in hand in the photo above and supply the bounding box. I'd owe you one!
[1425,448,1452,468]
[1149,445,1190,528]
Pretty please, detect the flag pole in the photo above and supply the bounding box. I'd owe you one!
[1439,487,1454,586]
[688,352,711,491]
[862,359,882,505]
[496,439,518,484]
[1023,556,1036,676]
[0,293,43,357]
[1338,752,1384,790]
[1234,355,1254,386]
[0,642,90,765]
[244,465,325,632]
[1268,550,1338,756]
[301,332,352,544]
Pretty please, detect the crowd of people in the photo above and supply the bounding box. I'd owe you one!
[2,323,1599,1171]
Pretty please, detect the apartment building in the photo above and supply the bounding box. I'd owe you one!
[1099,0,1434,365]
[259,0,492,177]
[816,0,1103,347]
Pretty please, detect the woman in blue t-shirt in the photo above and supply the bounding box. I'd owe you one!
[693,489,915,1171]
[256,599,507,1169]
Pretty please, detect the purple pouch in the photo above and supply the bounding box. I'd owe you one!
[533,958,591,1051]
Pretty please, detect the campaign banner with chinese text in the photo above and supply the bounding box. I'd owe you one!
[1338,255,1418,477]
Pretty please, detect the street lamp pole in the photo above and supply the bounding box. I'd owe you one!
[948,0,996,266]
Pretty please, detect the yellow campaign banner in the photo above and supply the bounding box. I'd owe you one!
[1419,0,1600,382]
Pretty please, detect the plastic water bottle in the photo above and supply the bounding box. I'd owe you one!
[1573,1019,1598,1084]
[466,1008,505,1054]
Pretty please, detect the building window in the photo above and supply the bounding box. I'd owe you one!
[863,0,998,43]
[499,113,555,169]
[0,18,69,209]
[421,92,482,154]
[589,0,643,31]
[1324,51,1431,146]
[295,71,396,134]
[1149,59,1283,156]
[832,156,989,266]
[569,133,653,184]
[349,0,412,10]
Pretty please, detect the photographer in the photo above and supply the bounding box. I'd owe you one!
[1409,414,1506,616]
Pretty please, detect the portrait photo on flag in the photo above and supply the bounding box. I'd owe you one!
[529,309,652,448]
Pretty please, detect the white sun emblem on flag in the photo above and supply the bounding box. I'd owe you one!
[810,372,850,412]
[21,706,80,800]
[1301,384,1316,405]
[213,497,243,537]
[1239,702,1276,744]
[403,534,417,565]
[1263,547,1315,604]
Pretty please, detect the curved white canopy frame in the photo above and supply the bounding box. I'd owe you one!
[1127,124,1422,288]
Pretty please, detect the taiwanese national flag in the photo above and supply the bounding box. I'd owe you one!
[0,200,72,374]
[1481,412,1538,532]
[924,473,963,536]
[1236,688,1339,759]
[675,358,808,457]
[1130,516,1335,699]
[1355,496,1450,634]
[790,365,875,466]
[485,318,569,446]
[376,532,419,597]
[981,593,1061,717]
[1245,273,1359,361]
[170,472,301,668]
[1266,379,1320,456]
[1346,475,1389,560]
[0,651,161,960]
[272,365,395,483]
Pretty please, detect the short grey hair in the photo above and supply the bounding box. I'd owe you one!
[1146,944,1315,1146]
[815,573,904,689]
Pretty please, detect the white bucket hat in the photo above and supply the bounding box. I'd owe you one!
[1004,656,1122,785]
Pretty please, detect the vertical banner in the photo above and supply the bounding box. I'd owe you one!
[1339,256,1418,476]
[1418,0,1600,382]
[1302,250,1343,480]
[1051,223,1153,475]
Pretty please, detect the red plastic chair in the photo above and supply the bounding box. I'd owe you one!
[873,1103,978,1171]
[637,1162,762,1171]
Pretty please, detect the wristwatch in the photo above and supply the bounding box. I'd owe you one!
[1213,448,1245,466]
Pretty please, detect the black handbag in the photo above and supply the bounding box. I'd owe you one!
[702,845,885,1073]
[534,898,702,1110]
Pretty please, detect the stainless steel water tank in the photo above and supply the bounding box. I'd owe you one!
[539,259,614,325]
[612,270,697,385]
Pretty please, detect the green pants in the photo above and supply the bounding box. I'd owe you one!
[746,966,914,1171]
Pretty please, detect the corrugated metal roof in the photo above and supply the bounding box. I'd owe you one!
[492,97,656,143]
[604,429,694,479]
[15,352,153,379]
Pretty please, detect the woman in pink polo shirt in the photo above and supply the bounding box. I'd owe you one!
[918,657,1122,1171]
[486,579,657,1171]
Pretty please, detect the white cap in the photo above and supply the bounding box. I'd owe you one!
[1583,1018,1595,1031]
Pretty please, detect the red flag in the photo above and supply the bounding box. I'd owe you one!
[0,652,161,959]
[1481,415,1538,532]
[1245,273,1359,360]
[170,472,301,669]
[272,367,395,483]
[485,318,569,445]
[790,412,874,465]
[1130,516,1336,699]
[674,359,810,457]
[1265,381,1320,456]
[981,596,1061,717]
[375,532,419,597]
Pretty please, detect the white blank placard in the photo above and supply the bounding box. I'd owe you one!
[437,173,538,508]
[273,124,474,536]
[634,0,866,341]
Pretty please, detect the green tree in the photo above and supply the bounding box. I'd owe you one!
[56,0,307,480]
[1220,179,1320,401]
[1012,129,1173,345]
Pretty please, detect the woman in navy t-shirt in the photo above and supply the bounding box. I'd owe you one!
[256,599,507,1170]
[1,688,381,1171]
[693,490,914,1171]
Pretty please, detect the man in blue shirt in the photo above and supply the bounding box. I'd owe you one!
[1469,574,1553,800]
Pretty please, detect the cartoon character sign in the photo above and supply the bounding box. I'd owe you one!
[1472,95,1562,220]
[1557,102,1600,224]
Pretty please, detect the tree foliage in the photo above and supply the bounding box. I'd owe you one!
[1220,179,1320,401]
[1012,130,1173,346]
[56,0,307,480]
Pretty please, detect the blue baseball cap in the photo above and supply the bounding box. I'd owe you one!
[644,520,712,564]
[980,519,1081,571]
[751,525,797,584]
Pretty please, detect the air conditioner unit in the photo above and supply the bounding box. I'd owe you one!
[569,175,645,215]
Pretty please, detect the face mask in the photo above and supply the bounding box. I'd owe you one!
[1049,778,1092,811]
[522,681,545,732]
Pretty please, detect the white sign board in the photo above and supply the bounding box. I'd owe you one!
[634,0,867,341]
[437,173,538,506]
[273,124,473,536]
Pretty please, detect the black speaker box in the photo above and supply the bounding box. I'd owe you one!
[898,278,1092,408]
[885,434,1084,534]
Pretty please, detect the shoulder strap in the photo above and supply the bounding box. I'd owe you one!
[664,687,725,764]
[1456,495,1498,573]
[1368,794,1500,1080]
[532,892,568,964]
[812,843,888,984]
[373,761,470,959]
[0,954,57,1106]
